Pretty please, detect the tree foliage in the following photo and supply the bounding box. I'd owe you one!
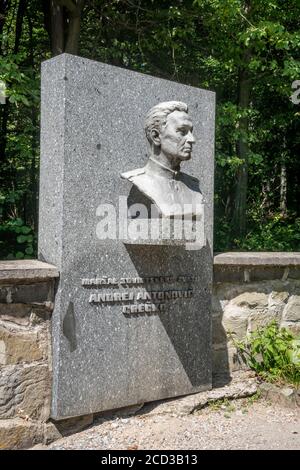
[0,0,299,259]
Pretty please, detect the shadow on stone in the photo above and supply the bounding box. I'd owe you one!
[211,294,231,388]
[125,242,213,389]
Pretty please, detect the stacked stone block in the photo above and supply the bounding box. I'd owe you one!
[212,253,300,378]
[0,261,58,449]
[1,254,299,448]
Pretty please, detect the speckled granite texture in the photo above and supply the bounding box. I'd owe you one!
[39,54,215,419]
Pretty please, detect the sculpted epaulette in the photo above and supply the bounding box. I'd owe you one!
[189,174,199,182]
[183,173,198,182]
[121,168,145,181]
[180,172,200,184]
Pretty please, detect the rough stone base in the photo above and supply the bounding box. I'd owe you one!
[212,255,300,379]
[0,418,42,450]
[44,414,94,444]
[259,382,300,409]
[130,371,258,417]
[0,261,58,449]
[1,256,300,449]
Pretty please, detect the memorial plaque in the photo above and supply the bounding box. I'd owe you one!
[39,53,215,419]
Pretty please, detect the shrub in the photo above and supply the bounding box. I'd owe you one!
[233,320,300,386]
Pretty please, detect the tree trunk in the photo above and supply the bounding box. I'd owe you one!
[0,104,8,161]
[280,161,287,217]
[0,0,25,162]
[65,1,84,54]
[49,0,84,56]
[232,71,251,238]
[65,12,81,54]
[0,2,9,161]
[50,0,64,56]
[13,0,26,54]
[27,10,38,231]
[41,0,51,40]
[0,0,10,41]
[279,135,288,217]
[233,0,251,238]
[232,1,252,240]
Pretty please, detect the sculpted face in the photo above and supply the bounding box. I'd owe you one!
[159,110,195,161]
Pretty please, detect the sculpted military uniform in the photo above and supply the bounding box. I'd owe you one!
[121,157,203,217]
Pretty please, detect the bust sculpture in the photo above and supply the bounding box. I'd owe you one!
[121,101,203,217]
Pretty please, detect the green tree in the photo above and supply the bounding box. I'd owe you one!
[1,0,299,258]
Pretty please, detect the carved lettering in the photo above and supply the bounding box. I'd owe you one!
[85,275,194,313]
[89,292,134,303]
[122,303,166,314]
[82,275,197,286]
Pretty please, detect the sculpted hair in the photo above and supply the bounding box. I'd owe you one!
[144,101,188,144]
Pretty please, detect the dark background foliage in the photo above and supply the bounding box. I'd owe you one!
[0,0,299,259]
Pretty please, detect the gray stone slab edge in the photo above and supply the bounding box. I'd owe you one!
[214,252,300,266]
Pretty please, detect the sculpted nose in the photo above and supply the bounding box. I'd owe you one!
[187,131,195,144]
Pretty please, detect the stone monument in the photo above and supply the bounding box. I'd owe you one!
[39,53,215,419]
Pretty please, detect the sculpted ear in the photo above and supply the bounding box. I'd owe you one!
[150,129,161,146]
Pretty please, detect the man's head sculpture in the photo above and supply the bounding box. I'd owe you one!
[144,101,195,169]
[121,100,202,218]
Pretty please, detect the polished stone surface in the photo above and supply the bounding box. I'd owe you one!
[39,54,215,419]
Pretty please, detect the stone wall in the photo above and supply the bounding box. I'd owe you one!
[212,253,300,379]
[0,254,300,448]
[0,261,58,449]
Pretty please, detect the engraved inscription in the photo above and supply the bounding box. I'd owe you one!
[82,275,198,286]
[83,275,195,314]
[122,303,166,314]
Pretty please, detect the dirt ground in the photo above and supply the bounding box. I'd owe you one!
[41,396,299,450]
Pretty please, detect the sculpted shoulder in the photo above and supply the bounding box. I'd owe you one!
[121,168,145,181]
[121,167,161,199]
[121,167,159,195]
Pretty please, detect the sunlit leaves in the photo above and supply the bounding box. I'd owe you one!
[233,320,300,385]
